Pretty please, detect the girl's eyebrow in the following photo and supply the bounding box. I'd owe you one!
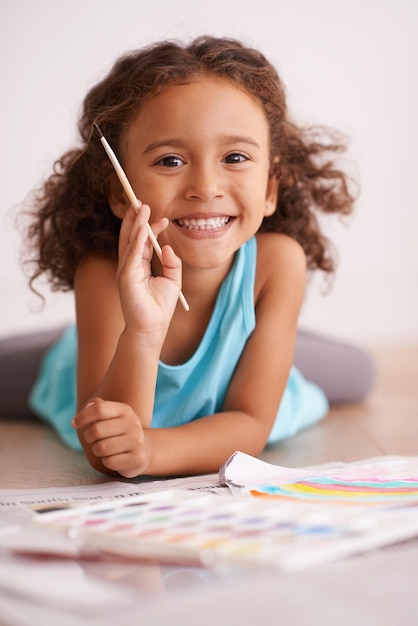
[222,135,261,149]
[143,139,186,154]
[142,135,261,155]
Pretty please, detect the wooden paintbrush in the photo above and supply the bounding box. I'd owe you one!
[93,123,189,312]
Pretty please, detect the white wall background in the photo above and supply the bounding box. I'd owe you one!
[1,0,417,345]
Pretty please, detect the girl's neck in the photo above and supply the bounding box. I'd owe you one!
[152,253,235,308]
[157,254,236,366]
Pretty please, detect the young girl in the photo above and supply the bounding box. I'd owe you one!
[15,36,374,478]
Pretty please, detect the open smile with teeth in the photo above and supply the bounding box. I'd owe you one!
[175,216,231,230]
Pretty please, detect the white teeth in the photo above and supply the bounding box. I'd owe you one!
[176,216,230,230]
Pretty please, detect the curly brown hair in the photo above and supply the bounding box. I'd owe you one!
[22,35,356,293]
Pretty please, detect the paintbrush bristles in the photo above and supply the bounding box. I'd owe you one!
[93,122,104,138]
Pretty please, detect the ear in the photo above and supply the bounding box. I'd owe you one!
[107,177,130,219]
[264,168,279,217]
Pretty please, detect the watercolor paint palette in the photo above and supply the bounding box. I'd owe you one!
[34,487,418,572]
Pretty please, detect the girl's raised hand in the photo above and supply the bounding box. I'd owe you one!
[117,203,182,336]
[72,398,149,478]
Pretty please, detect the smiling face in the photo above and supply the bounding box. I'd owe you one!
[112,76,278,272]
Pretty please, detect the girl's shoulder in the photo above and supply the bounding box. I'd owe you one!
[254,232,307,304]
[255,231,306,274]
[75,254,117,277]
[74,255,118,297]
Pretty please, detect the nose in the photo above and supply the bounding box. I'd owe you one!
[185,161,225,202]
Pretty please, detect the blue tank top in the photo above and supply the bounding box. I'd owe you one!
[30,237,328,451]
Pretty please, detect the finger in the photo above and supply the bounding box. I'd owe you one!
[149,217,169,238]
[118,204,151,263]
[81,415,143,445]
[71,398,128,430]
[161,244,182,290]
[91,431,143,458]
[101,450,147,478]
[118,204,137,251]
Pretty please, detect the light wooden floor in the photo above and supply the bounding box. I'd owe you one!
[0,344,417,488]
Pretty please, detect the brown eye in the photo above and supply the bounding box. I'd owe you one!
[157,155,184,167]
[224,153,248,164]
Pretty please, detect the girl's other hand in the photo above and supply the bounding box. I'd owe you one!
[71,398,149,478]
[117,204,182,336]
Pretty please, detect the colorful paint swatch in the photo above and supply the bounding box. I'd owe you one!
[34,483,418,572]
[250,477,418,504]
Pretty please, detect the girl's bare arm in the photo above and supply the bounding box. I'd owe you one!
[73,205,182,473]
[138,233,307,475]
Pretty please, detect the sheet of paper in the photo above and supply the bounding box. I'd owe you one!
[220,451,418,491]
[0,473,223,523]
[0,554,142,625]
